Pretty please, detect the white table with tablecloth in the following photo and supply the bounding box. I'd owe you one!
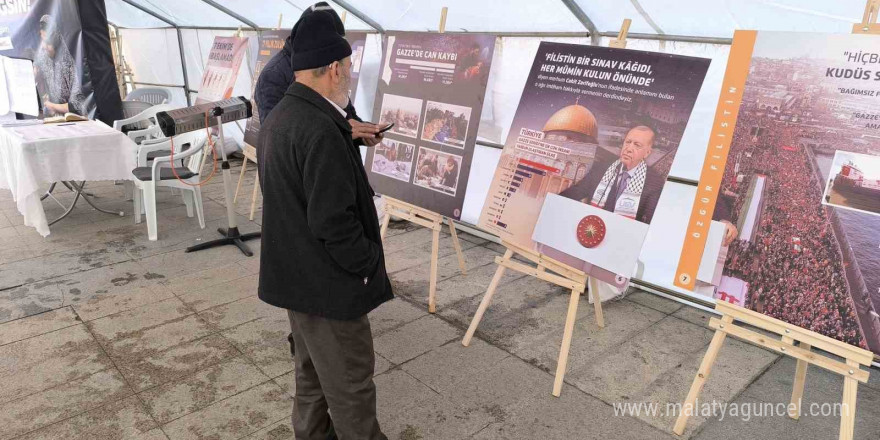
[0,120,138,236]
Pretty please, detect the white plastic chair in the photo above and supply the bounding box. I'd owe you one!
[131,131,207,241]
[113,103,175,146]
[125,88,172,106]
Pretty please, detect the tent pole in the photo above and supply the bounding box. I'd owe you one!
[117,0,192,105]
[559,0,599,45]
[333,0,385,33]
[176,28,192,105]
[201,0,259,30]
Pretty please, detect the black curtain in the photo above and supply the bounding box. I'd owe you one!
[76,0,122,125]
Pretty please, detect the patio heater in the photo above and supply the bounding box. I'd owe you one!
[156,97,261,256]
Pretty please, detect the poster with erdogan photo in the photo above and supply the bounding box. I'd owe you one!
[478,42,708,294]
[243,31,367,149]
[365,32,495,219]
[0,0,95,118]
[675,31,880,356]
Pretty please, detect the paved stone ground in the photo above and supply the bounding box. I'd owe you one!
[1,158,878,439]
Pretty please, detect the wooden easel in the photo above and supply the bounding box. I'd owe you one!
[375,7,468,314]
[673,302,872,439]
[853,0,880,34]
[379,197,467,313]
[462,240,604,397]
[608,18,631,48]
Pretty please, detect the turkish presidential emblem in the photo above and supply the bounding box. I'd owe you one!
[576,215,606,248]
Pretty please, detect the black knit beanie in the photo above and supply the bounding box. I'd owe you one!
[290,2,345,43]
[291,11,352,71]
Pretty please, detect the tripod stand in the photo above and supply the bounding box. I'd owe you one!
[185,107,260,256]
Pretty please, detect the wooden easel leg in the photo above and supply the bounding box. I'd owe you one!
[789,342,811,420]
[234,156,248,203]
[552,287,582,397]
[588,276,605,328]
[462,249,513,346]
[839,360,859,440]
[249,174,260,221]
[380,212,391,240]
[447,217,467,276]
[673,315,733,435]
[428,222,440,313]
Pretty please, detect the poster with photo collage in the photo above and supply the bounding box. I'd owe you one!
[365,31,495,219]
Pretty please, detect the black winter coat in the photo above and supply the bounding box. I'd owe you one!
[254,41,360,128]
[256,82,393,319]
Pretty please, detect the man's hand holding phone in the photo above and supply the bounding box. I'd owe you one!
[349,120,394,147]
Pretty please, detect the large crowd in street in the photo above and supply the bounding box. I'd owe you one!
[721,108,867,348]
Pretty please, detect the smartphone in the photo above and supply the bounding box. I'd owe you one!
[376,122,395,134]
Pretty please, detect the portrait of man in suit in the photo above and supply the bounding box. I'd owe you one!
[559,125,664,224]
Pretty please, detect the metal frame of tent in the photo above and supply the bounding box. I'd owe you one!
[106,0,736,106]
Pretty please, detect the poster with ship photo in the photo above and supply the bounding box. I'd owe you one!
[675,31,880,356]
[478,41,709,289]
[365,31,495,219]
[243,31,367,149]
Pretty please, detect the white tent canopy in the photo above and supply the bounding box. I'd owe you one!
[105,0,868,36]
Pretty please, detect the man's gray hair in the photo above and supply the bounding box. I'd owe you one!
[312,64,331,77]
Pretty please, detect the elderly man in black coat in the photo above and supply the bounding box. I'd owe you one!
[256,2,383,359]
[257,11,391,440]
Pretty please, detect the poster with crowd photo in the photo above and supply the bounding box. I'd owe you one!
[242,31,367,149]
[195,36,248,105]
[365,32,495,219]
[675,31,880,356]
[478,42,709,291]
[0,0,96,118]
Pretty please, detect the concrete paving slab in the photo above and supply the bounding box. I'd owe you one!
[631,337,780,438]
[197,296,286,332]
[368,297,428,337]
[373,314,461,364]
[176,273,258,312]
[140,356,271,424]
[86,297,213,359]
[0,323,113,405]
[14,396,162,440]
[566,316,715,404]
[220,312,292,378]
[401,338,510,395]
[625,290,685,315]
[71,285,174,322]
[160,380,291,440]
[0,369,131,440]
[470,382,675,440]
[114,334,240,392]
[389,245,502,301]
[0,307,80,346]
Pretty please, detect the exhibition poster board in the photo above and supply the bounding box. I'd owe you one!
[675,31,880,356]
[365,31,496,220]
[346,31,367,104]
[243,30,286,149]
[195,36,248,105]
[478,41,709,288]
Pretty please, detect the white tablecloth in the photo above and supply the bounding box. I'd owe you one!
[0,121,138,236]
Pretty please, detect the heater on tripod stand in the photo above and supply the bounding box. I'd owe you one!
[156,97,261,256]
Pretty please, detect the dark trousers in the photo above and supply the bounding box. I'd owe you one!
[287,310,387,440]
